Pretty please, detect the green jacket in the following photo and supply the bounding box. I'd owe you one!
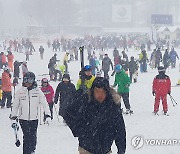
[113,69,131,93]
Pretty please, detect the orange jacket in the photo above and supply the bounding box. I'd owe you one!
[1,54,7,64]
[2,72,11,92]
[7,54,14,62]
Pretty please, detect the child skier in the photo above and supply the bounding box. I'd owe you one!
[41,78,54,120]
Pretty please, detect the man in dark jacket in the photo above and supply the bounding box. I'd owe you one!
[13,61,23,78]
[102,54,113,80]
[54,74,76,118]
[64,77,126,154]
[129,56,138,83]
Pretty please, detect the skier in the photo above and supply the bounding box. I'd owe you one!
[89,55,96,76]
[76,65,96,90]
[163,49,170,69]
[22,61,28,77]
[129,56,138,83]
[64,77,126,154]
[0,67,12,108]
[7,51,14,72]
[13,61,23,79]
[41,78,54,120]
[112,64,133,114]
[139,50,148,72]
[10,72,51,154]
[169,47,179,68]
[39,45,44,60]
[54,74,76,122]
[102,54,113,80]
[63,52,69,73]
[152,66,171,115]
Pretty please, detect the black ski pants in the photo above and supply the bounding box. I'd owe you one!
[19,119,38,154]
[118,92,131,110]
[1,91,12,108]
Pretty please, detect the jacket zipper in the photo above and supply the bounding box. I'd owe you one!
[28,90,30,120]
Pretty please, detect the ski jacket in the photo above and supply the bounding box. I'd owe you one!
[11,83,50,120]
[2,71,12,92]
[152,73,171,95]
[76,75,95,90]
[54,81,76,117]
[41,84,54,104]
[113,69,131,93]
[102,57,113,71]
[64,88,125,154]
[1,54,7,64]
[169,50,179,62]
[7,54,14,62]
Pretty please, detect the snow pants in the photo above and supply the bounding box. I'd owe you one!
[0,91,12,108]
[154,94,168,112]
[19,119,38,154]
[118,92,131,110]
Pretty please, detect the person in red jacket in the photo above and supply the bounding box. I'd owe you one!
[152,66,171,115]
[41,78,54,121]
[7,51,14,72]
[0,66,12,108]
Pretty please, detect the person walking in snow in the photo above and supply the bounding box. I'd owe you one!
[41,78,54,121]
[10,72,51,154]
[152,66,171,115]
[112,64,133,114]
[64,77,126,154]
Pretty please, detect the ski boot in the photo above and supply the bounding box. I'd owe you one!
[153,111,159,115]
[163,111,169,116]
[125,109,133,115]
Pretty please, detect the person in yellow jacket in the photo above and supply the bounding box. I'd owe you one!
[63,52,69,73]
[76,65,95,90]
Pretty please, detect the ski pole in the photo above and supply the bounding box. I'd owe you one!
[53,104,61,124]
[169,94,178,105]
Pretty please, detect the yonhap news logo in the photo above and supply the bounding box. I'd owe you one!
[131,135,180,150]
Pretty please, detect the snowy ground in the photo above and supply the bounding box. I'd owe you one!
[0,44,180,154]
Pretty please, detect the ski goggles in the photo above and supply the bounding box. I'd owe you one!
[23,77,34,84]
[84,65,91,71]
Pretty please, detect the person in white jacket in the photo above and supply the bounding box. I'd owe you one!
[10,72,51,154]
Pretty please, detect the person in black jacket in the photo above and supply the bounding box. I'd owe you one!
[64,77,126,154]
[54,74,76,120]
[13,61,23,78]
[102,54,113,80]
[129,56,138,83]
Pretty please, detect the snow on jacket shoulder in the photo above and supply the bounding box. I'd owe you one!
[11,86,50,120]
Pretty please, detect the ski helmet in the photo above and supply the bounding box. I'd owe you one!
[23,72,36,84]
[158,66,165,72]
[84,65,92,71]
[115,64,122,73]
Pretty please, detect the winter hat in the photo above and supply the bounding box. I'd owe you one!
[90,77,110,96]
[158,66,165,72]
[62,74,70,81]
[23,72,36,84]
[115,64,122,73]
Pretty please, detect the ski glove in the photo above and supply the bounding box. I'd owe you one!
[10,116,18,120]
[152,91,155,96]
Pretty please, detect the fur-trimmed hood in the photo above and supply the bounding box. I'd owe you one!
[88,87,121,105]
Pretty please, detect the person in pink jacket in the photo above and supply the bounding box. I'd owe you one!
[41,78,54,121]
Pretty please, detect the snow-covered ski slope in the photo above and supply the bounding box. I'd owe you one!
[0,43,180,154]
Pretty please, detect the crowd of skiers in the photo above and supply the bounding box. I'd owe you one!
[0,35,180,154]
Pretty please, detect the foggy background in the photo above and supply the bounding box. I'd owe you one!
[0,0,180,38]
